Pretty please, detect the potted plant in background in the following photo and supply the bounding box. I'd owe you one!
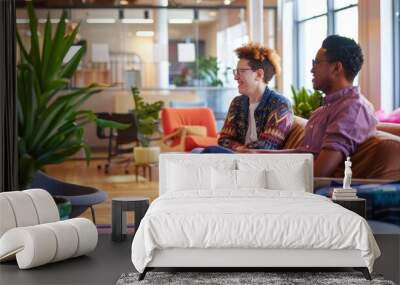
[17,2,128,189]
[131,87,164,164]
[291,85,324,119]
[189,56,223,87]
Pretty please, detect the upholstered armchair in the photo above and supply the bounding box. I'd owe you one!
[0,189,98,269]
[160,107,218,152]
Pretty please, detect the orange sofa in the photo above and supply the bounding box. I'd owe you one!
[160,108,218,152]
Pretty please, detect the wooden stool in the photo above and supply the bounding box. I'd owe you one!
[134,163,158,182]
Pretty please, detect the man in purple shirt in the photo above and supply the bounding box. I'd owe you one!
[301,35,377,177]
[240,35,377,177]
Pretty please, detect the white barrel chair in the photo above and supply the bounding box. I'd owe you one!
[0,189,98,269]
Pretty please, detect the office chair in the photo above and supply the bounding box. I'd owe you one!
[96,112,139,174]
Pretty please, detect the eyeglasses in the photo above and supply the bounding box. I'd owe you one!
[312,59,331,67]
[232,68,253,76]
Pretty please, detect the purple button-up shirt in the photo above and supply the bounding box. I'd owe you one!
[297,86,378,157]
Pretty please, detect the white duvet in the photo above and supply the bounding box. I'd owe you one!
[131,190,380,273]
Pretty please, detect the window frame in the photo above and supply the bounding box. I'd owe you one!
[293,0,358,88]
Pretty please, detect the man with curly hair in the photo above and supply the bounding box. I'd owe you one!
[201,43,294,153]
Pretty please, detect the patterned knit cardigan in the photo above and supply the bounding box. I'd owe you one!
[218,87,294,150]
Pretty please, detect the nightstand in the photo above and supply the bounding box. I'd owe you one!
[332,198,366,218]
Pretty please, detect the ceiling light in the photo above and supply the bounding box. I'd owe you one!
[120,0,129,5]
[121,18,153,24]
[224,0,231,5]
[86,18,116,24]
[38,19,69,24]
[169,19,193,24]
[136,31,154,37]
[17,18,69,24]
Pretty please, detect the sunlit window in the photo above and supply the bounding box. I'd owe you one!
[295,0,358,90]
[298,17,327,90]
[335,6,358,42]
[297,0,327,21]
[334,0,357,10]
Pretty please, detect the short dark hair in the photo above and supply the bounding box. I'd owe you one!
[235,43,281,83]
[321,35,364,81]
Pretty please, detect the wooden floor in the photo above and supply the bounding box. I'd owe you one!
[46,159,159,225]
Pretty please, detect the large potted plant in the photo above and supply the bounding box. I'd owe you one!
[131,87,164,164]
[17,2,127,188]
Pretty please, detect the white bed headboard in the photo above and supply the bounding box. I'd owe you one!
[159,153,314,195]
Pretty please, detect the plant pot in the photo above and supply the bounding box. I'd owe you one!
[134,146,160,164]
[53,196,72,220]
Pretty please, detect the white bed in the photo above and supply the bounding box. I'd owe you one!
[131,154,380,280]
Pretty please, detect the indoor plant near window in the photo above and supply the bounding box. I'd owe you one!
[189,56,223,87]
[291,85,324,119]
[131,87,164,164]
[17,2,127,188]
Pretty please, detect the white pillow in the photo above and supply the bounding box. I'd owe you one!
[211,169,267,190]
[167,162,211,191]
[236,169,267,189]
[266,167,307,192]
[212,168,237,191]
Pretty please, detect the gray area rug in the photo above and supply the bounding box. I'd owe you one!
[116,271,396,285]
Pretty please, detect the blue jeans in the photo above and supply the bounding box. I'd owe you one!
[191,145,235,154]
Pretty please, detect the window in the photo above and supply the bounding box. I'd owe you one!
[217,7,277,88]
[334,6,358,41]
[394,0,400,108]
[298,16,327,90]
[295,0,358,89]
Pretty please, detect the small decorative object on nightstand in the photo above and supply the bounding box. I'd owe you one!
[332,157,358,200]
[332,198,366,218]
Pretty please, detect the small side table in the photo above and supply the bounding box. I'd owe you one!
[112,197,149,242]
[332,198,366,218]
[134,163,158,182]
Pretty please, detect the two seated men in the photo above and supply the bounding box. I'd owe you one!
[202,35,377,178]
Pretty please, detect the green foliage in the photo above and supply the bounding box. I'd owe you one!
[173,74,188,87]
[189,56,223,87]
[131,87,164,147]
[17,2,128,188]
[291,85,324,119]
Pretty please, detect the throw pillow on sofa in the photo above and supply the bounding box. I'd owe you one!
[183,125,207,137]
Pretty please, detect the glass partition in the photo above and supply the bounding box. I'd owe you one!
[16,6,276,90]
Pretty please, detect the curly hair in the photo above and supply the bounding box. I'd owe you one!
[235,43,281,84]
[322,35,364,81]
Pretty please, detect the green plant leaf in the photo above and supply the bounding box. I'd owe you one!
[26,1,41,83]
[45,10,67,81]
[59,46,85,79]
[41,14,53,88]
[16,29,30,63]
